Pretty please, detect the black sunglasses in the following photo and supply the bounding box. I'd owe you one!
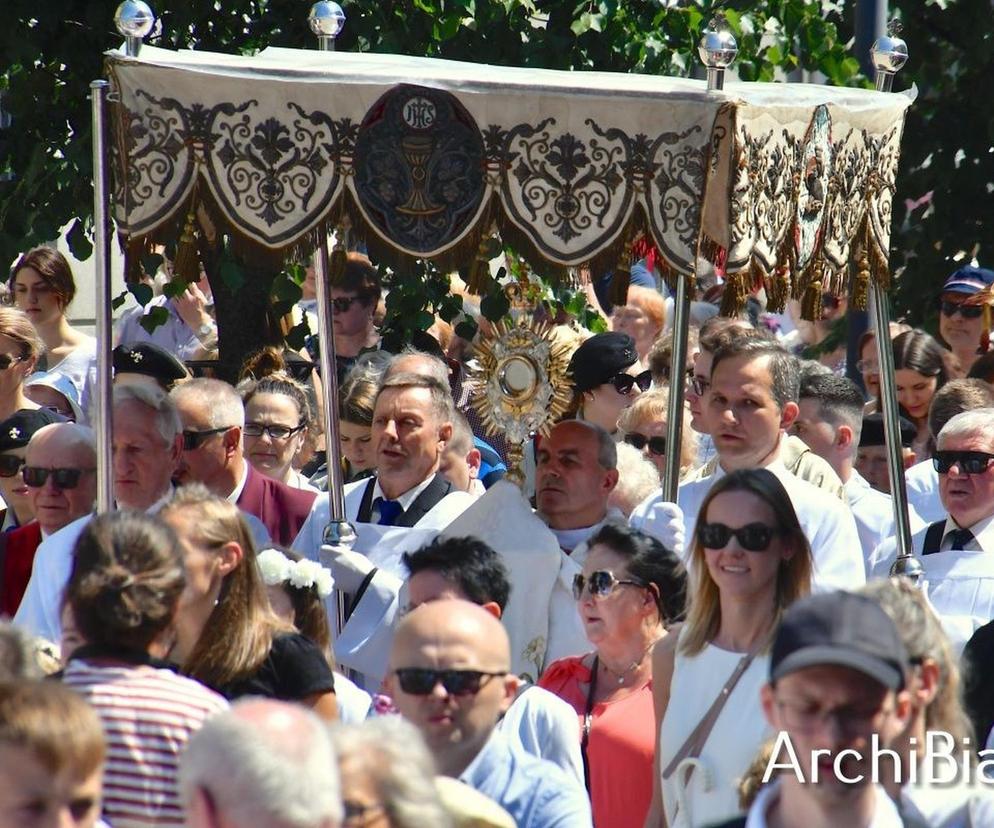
[22,466,95,489]
[332,296,360,313]
[243,423,306,440]
[689,376,710,396]
[572,570,646,600]
[182,427,231,451]
[939,300,984,319]
[394,668,506,696]
[932,450,994,475]
[699,522,780,552]
[0,353,23,371]
[0,455,25,478]
[609,370,652,395]
[624,433,666,456]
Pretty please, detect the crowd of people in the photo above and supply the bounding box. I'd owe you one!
[1,243,994,827]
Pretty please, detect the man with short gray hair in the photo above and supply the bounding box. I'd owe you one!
[180,698,342,828]
[870,408,994,649]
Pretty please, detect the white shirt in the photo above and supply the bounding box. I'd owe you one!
[905,459,943,523]
[497,684,585,787]
[632,458,866,592]
[844,471,923,574]
[744,779,903,828]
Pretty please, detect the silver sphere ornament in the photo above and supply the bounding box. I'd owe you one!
[889,552,925,585]
[309,1,346,47]
[871,20,909,92]
[114,0,155,57]
[698,15,738,91]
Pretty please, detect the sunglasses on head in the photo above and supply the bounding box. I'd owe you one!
[243,422,305,440]
[182,427,231,451]
[0,353,23,371]
[609,370,652,395]
[624,433,666,456]
[22,466,95,489]
[939,300,984,320]
[394,668,506,696]
[572,570,646,601]
[0,455,25,478]
[932,450,994,475]
[331,296,359,313]
[699,522,780,552]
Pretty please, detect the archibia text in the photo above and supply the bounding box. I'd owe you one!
[763,731,994,787]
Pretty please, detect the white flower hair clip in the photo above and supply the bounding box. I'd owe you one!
[256,548,333,598]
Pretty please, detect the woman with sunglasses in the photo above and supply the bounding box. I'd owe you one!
[892,329,953,461]
[159,485,338,721]
[327,253,382,385]
[240,372,317,492]
[564,332,651,434]
[937,266,994,376]
[538,521,686,828]
[647,468,812,828]
[618,389,698,479]
[0,307,44,423]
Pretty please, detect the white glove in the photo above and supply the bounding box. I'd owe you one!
[632,500,686,558]
[318,543,375,594]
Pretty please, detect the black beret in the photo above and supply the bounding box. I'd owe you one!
[568,332,639,393]
[859,412,916,448]
[0,408,67,452]
[113,343,189,388]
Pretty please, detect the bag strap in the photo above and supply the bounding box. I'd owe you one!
[662,648,759,779]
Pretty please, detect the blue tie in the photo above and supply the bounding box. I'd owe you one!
[948,528,974,551]
[375,498,403,527]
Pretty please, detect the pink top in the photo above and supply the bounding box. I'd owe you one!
[539,655,655,828]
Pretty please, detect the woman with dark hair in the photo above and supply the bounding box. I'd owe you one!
[338,367,381,482]
[9,247,95,409]
[647,468,813,828]
[538,521,686,828]
[159,485,337,720]
[61,511,228,826]
[564,332,651,434]
[891,329,952,459]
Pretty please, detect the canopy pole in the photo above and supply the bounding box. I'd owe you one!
[91,80,114,514]
[662,274,691,504]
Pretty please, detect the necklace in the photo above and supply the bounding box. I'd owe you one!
[598,640,656,686]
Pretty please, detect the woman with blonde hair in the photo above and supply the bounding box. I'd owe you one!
[611,285,665,364]
[646,468,813,828]
[618,389,697,479]
[160,485,337,720]
[0,307,44,422]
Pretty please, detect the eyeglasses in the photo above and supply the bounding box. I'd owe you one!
[932,450,994,475]
[0,353,23,371]
[699,522,780,552]
[182,427,232,451]
[332,296,359,313]
[689,376,710,396]
[855,358,879,374]
[243,422,306,440]
[940,300,984,319]
[343,800,385,826]
[0,455,25,477]
[572,570,646,601]
[624,433,666,456]
[609,370,652,395]
[22,466,96,489]
[776,697,889,739]
[393,668,507,696]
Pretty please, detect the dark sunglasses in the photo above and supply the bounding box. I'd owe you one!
[394,668,506,696]
[182,427,231,451]
[624,433,666,456]
[0,353,23,371]
[609,370,652,395]
[243,422,305,440]
[932,450,994,475]
[699,522,780,552]
[939,300,984,319]
[689,376,709,396]
[572,570,646,601]
[332,296,359,313]
[22,466,95,489]
[0,455,25,477]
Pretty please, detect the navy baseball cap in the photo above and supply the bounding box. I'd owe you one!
[942,266,994,297]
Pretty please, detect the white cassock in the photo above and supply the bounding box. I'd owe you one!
[14,501,270,644]
[631,459,866,592]
[845,471,924,575]
[869,514,994,654]
[904,458,943,524]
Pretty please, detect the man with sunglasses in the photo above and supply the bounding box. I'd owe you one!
[171,378,315,546]
[389,600,592,827]
[870,408,994,651]
[0,423,96,617]
[937,266,994,377]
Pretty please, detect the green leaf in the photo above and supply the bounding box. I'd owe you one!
[162,279,189,299]
[480,290,510,322]
[111,288,130,311]
[129,283,153,307]
[220,259,245,292]
[141,253,164,279]
[455,319,478,341]
[65,218,92,261]
[138,305,170,334]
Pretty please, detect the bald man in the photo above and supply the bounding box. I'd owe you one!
[388,600,592,828]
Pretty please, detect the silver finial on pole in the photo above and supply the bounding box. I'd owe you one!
[698,13,738,92]
[871,19,908,93]
[309,1,346,51]
[114,0,156,58]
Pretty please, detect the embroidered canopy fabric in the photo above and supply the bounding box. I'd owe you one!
[107,46,913,305]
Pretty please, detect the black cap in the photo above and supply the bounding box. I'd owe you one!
[568,332,639,393]
[859,412,916,448]
[0,408,67,452]
[113,343,189,389]
[771,592,909,690]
